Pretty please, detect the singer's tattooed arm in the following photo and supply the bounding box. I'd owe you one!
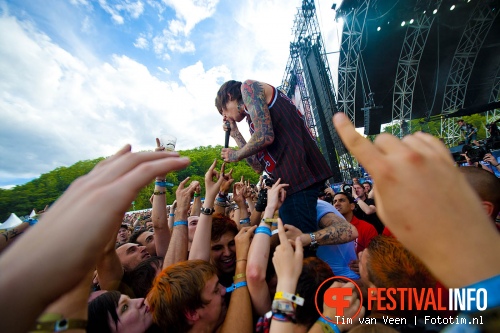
[316,213,357,245]
[234,80,274,163]
[231,130,264,173]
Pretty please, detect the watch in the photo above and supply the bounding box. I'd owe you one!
[309,233,318,250]
[200,207,215,215]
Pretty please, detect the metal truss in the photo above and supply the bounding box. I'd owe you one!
[441,0,499,146]
[337,0,370,124]
[391,1,442,137]
[279,0,358,182]
[486,65,500,129]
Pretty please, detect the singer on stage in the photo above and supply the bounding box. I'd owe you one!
[215,79,332,236]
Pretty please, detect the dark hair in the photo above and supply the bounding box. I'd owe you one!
[295,258,334,328]
[333,192,355,204]
[215,80,242,114]
[87,290,121,333]
[128,228,147,244]
[459,166,500,219]
[122,256,164,298]
[211,214,238,242]
[362,181,372,191]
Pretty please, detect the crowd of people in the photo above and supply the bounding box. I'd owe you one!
[0,80,499,333]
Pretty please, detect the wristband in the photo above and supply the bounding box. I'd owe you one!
[155,181,168,187]
[272,312,296,323]
[32,313,87,332]
[274,291,304,306]
[317,317,341,333]
[226,281,247,293]
[173,221,188,227]
[233,273,246,281]
[272,299,295,313]
[353,197,359,203]
[255,226,272,237]
[194,192,200,197]
[272,229,279,235]
[272,222,278,227]
[154,191,166,195]
[169,213,175,217]
[239,217,250,224]
[261,218,278,226]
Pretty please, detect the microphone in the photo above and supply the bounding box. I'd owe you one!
[224,121,231,148]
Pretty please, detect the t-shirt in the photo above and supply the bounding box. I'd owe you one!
[350,215,378,254]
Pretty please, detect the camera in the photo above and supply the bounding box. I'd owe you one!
[255,187,268,212]
[342,183,352,194]
[262,175,275,187]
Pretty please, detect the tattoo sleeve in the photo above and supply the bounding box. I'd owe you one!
[232,129,264,173]
[235,80,274,161]
[316,213,355,245]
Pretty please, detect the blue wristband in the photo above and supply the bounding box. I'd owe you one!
[255,226,272,237]
[173,220,188,227]
[239,217,250,224]
[155,181,168,187]
[317,317,341,333]
[169,213,175,217]
[226,281,247,293]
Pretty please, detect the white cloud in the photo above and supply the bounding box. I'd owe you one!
[134,35,149,49]
[0,13,230,185]
[98,0,125,24]
[162,0,218,35]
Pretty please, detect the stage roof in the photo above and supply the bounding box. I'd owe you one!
[337,0,500,127]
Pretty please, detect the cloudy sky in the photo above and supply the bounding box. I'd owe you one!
[0,0,342,188]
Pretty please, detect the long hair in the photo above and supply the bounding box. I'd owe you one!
[87,290,121,333]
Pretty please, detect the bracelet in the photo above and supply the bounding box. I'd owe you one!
[272,311,296,323]
[173,221,188,227]
[218,191,228,199]
[216,196,227,203]
[272,299,295,313]
[233,273,246,281]
[353,197,359,203]
[317,317,341,333]
[274,291,304,306]
[255,226,272,237]
[236,258,247,263]
[194,192,201,197]
[272,222,278,227]
[169,213,175,217]
[215,200,230,207]
[272,229,279,235]
[154,191,166,195]
[156,178,166,182]
[239,217,250,224]
[226,281,247,293]
[155,181,168,187]
[261,218,278,226]
[32,313,87,332]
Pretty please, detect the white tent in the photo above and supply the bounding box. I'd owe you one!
[0,213,24,230]
[29,209,37,218]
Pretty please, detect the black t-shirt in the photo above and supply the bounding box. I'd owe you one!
[353,198,385,234]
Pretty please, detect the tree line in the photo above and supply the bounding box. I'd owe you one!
[0,145,260,222]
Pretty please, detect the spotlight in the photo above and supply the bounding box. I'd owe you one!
[401,21,406,26]
[377,26,381,31]
[450,5,455,10]
[423,10,426,14]
[409,19,414,24]
[433,9,438,14]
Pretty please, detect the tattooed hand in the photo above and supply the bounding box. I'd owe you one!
[221,148,239,162]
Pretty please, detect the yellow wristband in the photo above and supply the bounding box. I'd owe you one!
[261,218,278,226]
[233,273,246,281]
[274,291,304,306]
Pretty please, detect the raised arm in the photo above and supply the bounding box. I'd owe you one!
[247,179,289,316]
[225,119,264,173]
[95,234,124,291]
[152,138,171,257]
[163,177,199,267]
[189,160,224,261]
[0,145,190,333]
